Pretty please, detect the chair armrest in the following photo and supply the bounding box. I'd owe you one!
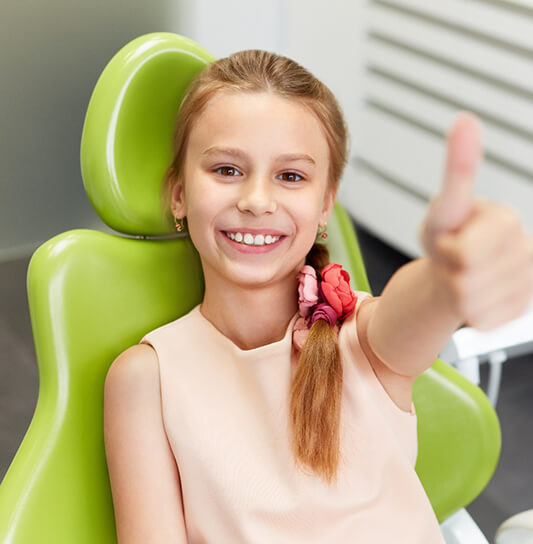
[440,508,490,544]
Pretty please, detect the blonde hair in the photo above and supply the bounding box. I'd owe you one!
[165,49,350,484]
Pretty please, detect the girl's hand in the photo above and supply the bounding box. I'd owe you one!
[418,112,533,331]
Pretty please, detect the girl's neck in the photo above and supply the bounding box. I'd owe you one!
[199,269,300,351]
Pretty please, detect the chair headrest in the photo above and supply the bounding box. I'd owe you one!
[81,32,215,235]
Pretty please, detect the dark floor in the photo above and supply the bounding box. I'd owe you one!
[1,223,533,542]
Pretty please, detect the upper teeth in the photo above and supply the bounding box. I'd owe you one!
[225,232,281,245]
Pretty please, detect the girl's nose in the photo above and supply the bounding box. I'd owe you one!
[237,176,277,216]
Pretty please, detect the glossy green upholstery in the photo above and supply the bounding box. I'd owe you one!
[0,32,500,543]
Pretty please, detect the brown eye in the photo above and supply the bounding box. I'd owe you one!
[279,171,303,182]
[215,166,241,177]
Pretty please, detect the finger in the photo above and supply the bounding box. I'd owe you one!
[426,112,484,235]
[432,201,515,269]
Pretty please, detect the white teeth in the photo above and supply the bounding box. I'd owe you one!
[225,232,281,246]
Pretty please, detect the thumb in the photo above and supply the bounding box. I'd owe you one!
[427,111,483,235]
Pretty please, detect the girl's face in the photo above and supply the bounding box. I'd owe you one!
[172,90,336,289]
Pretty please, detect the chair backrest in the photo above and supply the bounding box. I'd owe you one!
[0,33,500,543]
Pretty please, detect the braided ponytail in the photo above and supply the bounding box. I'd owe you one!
[289,243,344,484]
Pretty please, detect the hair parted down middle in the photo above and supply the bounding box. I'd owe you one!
[164,49,350,484]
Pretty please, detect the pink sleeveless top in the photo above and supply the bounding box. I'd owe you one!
[140,291,445,543]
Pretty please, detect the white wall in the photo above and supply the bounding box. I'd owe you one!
[281,0,367,160]
[174,0,285,57]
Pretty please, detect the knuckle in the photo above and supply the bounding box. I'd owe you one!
[443,242,469,269]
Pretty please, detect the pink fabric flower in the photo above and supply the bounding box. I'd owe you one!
[320,263,357,319]
[297,265,318,318]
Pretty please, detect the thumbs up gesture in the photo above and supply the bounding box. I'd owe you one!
[419,112,533,331]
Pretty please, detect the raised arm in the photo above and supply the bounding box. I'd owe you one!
[362,112,533,378]
[104,344,188,543]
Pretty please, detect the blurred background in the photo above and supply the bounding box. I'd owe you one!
[2,0,533,541]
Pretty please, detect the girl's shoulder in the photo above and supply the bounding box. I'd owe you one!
[353,289,374,311]
[106,343,159,387]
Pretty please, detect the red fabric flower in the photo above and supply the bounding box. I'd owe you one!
[320,263,357,319]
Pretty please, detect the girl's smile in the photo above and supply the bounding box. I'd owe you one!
[219,228,287,254]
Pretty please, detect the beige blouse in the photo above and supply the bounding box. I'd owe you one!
[140,291,445,543]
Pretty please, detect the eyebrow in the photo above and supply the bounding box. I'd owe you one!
[201,146,316,166]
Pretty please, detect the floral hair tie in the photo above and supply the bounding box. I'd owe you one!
[293,263,358,351]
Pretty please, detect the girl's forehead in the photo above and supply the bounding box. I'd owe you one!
[188,91,330,163]
[198,90,317,125]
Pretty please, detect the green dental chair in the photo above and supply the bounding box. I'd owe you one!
[0,33,500,543]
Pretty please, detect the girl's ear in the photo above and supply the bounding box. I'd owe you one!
[170,180,187,218]
[320,186,338,225]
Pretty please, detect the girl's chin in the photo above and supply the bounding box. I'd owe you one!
[215,260,298,289]
[223,268,283,287]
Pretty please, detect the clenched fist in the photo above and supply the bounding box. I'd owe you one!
[419,112,533,331]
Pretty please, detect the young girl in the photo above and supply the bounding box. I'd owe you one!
[103,50,533,543]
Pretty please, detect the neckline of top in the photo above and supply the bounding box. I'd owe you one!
[191,304,300,356]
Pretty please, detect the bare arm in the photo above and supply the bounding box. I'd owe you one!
[364,256,462,378]
[104,344,188,543]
